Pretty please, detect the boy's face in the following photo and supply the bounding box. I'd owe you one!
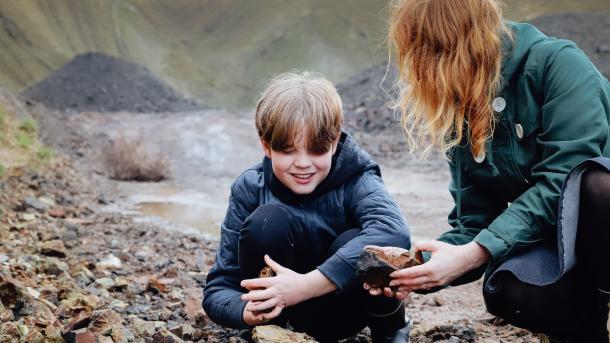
[261,133,339,195]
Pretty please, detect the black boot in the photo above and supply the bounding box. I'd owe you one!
[540,289,609,343]
[369,303,410,343]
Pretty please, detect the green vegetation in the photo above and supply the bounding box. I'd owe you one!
[19,117,37,133]
[0,109,6,126]
[36,146,53,160]
[0,163,5,176]
[16,131,33,149]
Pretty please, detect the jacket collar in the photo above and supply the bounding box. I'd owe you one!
[499,21,548,92]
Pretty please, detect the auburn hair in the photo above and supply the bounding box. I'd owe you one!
[388,0,512,158]
[255,72,343,154]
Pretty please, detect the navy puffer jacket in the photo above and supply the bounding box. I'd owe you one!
[202,131,411,328]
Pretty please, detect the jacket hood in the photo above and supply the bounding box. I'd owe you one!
[263,131,379,204]
[500,21,548,90]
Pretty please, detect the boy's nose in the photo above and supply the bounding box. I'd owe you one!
[294,156,312,168]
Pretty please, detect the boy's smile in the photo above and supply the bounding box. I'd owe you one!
[261,134,338,195]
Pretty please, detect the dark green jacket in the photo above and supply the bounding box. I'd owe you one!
[438,22,610,274]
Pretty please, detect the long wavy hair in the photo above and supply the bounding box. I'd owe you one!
[388,0,512,158]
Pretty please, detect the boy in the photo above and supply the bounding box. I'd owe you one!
[203,72,411,342]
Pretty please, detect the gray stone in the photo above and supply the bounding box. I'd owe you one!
[23,196,49,212]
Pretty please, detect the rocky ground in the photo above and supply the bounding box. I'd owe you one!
[6,10,609,343]
[0,156,534,343]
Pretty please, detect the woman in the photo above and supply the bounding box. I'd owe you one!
[369,0,610,340]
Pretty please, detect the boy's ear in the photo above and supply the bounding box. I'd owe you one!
[331,135,341,155]
[260,139,272,158]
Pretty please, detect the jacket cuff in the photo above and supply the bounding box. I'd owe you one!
[474,229,509,262]
[221,297,250,329]
[317,253,357,292]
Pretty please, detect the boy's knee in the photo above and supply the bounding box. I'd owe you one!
[241,204,303,245]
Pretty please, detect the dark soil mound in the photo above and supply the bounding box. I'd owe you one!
[21,52,202,113]
[339,12,610,167]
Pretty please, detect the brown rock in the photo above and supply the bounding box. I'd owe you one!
[152,329,186,343]
[252,325,318,343]
[23,328,45,343]
[169,323,196,340]
[183,292,205,322]
[259,267,275,278]
[64,328,97,343]
[88,309,123,335]
[65,310,92,332]
[0,273,19,308]
[44,324,64,343]
[356,245,423,289]
[1,308,13,321]
[147,276,172,293]
[48,207,67,218]
[40,240,67,258]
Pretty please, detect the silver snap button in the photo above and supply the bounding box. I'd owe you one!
[515,123,524,139]
[492,97,506,112]
[474,151,486,163]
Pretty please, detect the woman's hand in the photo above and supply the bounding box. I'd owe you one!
[387,241,490,299]
[240,255,336,321]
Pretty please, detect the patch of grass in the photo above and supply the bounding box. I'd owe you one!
[19,117,37,133]
[15,131,33,149]
[36,146,53,160]
[0,163,5,176]
[0,110,6,126]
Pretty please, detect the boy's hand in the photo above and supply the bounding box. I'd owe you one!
[363,282,410,301]
[240,255,336,316]
[242,300,282,326]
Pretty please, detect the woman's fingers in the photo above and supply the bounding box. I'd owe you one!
[389,275,430,288]
[241,277,273,290]
[413,240,442,254]
[390,264,429,280]
[383,287,395,298]
[241,288,274,302]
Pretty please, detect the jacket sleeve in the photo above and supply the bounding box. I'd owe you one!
[316,168,411,292]
[436,158,505,283]
[473,45,609,263]
[202,170,259,329]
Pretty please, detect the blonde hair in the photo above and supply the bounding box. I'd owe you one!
[255,72,343,154]
[388,0,512,158]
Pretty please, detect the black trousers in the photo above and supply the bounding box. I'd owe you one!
[483,166,610,341]
[238,204,404,342]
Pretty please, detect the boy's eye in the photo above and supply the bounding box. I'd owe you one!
[281,148,296,154]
